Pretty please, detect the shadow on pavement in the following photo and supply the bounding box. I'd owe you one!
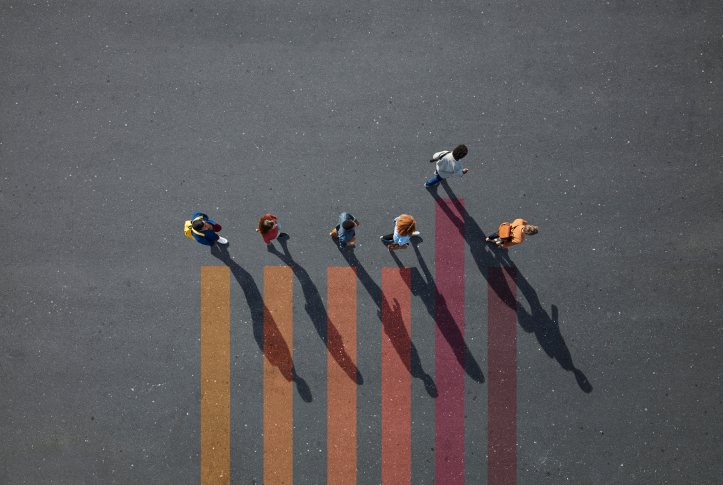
[435,182,593,393]
[268,238,363,385]
[211,244,313,402]
[391,245,486,384]
[337,243,437,398]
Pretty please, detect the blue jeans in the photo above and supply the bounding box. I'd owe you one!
[425,171,444,187]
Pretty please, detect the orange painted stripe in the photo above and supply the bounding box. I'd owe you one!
[201,266,231,485]
[263,266,294,485]
[327,267,357,484]
[381,267,412,485]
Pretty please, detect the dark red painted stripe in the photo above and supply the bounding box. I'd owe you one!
[488,267,517,485]
[381,267,412,485]
[434,198,466,484]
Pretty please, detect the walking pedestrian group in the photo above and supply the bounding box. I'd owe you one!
[185,145,538,251]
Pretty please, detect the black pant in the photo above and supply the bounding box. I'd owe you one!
[487,233,510,243]
[382,233,394,241]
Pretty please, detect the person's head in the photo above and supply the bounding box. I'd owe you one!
[452,144,468,161]
[523,225,538,235]
[396,214,416,237]
[192,219,205,231]
[342,220,355,231]
[257,215,276,234]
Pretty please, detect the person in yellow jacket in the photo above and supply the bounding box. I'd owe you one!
[486,219,538,248]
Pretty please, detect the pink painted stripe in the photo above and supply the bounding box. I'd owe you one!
[487,267,517,485]
[381,267,412,485]
[434,198,466,484]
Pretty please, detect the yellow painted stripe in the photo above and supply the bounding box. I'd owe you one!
[264,266,294,485]
[201,266,231,485]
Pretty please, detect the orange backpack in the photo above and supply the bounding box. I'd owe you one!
[497,221,522,240]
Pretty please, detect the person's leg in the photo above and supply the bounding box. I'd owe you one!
[380,233,394,241]
[486,232,499,243]
[212,223,222,232]
[425,171,443,187]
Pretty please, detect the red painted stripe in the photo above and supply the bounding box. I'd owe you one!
[434,198,466,484]
[488,267,517,485]
[381,267,411,485]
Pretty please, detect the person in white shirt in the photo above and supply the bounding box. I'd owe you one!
[425,144,469,188]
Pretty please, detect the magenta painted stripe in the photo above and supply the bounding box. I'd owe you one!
[434,198,466,484]
[487,267,517,485]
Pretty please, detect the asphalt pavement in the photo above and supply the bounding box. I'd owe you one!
[1,1,722,484]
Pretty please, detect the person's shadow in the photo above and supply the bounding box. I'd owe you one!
[210,244,313,402]
[388,244,486,384]
[434,182,592,393]
[267,238,363,385]
[336,243,438,398]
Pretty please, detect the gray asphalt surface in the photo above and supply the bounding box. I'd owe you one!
[1,1,722,484]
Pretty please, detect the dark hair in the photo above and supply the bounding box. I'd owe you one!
[192,219,205,231]
[342,220,355,231]
[452,144,468,160]
[257,215,276,235]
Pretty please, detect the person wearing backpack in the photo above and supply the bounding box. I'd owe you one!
[486,219,538,249]
[186,212,228,247]
[424,144,469,188]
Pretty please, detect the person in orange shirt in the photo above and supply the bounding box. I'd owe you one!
[486,219,538,248]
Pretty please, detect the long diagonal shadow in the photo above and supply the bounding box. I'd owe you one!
[400,244,486,383]
[210,245,313,402]
[268,239,363,385]
[337,246,437,398]
[436,182,592,393]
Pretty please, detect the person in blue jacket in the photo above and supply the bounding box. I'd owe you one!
[330,212,360,248]
[190,212,228,247]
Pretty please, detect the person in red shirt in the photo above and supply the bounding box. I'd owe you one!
[256,214,290,245]
[486,219,538,249]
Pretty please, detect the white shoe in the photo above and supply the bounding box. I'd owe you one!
[217,237,228,244]
[412,231,420,236]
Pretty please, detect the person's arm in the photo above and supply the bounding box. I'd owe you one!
[501,228,525,249]
[501,237,522,249]
[454,162,465,178]
[196,231,216,247]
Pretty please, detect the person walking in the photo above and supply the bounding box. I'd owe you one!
[425,144,469,188]
[330,212,360,248]
[380,214,419,251]
[256,214,289,245]
[486,219,538,249]
[188,212,228,246]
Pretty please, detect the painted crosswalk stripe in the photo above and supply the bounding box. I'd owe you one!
[264,266,294,485]
[381,267,412,485]
[435,198,466,484]
[488,267,518,485]
[327,267,358,484]
[201,266,231,485]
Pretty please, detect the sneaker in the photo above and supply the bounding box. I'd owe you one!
[217,237,228,245]
[278,232,289,239]
[412,231,420,236]
[380,236,392,242]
